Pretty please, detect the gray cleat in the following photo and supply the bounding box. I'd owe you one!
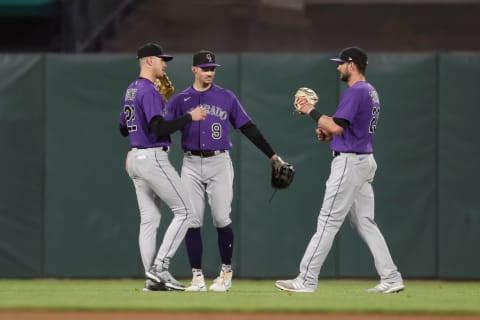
[146,265,185,291]
[275,278,315,293]
[366,281,405,293]
[143,279,169,292]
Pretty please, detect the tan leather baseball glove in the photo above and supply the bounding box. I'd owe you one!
[293,87,319,114]
[154,73,175,101]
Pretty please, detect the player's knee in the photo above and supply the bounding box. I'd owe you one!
[140,214,161,227]
[213,218,232,229]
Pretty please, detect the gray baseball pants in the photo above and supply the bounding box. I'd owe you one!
[127,147,193,272]
[298,153,403,290]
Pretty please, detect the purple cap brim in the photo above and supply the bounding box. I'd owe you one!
[196,63,221,67]
[158,55,173,62]
[330,58,346,63]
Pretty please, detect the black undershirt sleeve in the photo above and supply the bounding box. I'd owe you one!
[239,121,275,158]
[149,114,192,139]
[333,117,349,129]
[309,109,323,122]
[119,125,129,137]
[308,109,350,129]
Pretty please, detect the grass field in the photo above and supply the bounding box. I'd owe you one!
[0,279,479,314]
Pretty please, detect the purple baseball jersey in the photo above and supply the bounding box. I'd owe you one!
[331,81,380,154]
[119,77,171,148]
[168,84,251,151]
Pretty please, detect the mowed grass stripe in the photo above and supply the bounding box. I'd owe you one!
[0,279,479,314]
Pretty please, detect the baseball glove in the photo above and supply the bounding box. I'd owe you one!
[294,87,318,114]
[271,157,295,189]
[154,73,175,101]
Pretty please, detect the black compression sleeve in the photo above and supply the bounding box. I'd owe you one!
[119,125,129,137]
[239,121,275,158]
[309,109,323,122]
[149,114,192,139]
[333,117,349,129]
[308,110,349,129]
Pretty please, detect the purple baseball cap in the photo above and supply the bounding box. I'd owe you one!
[136,42,173,61]
[330,46,368,67]
[193,50,221,67]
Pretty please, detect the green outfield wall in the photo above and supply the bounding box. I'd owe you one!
[0,52,478,279]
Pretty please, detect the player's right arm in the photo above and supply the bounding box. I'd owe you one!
[316,114,348,136]
[119,125,129,137]
[119,87,137,137]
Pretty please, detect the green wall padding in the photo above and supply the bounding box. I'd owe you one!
[0,54,45,276]
[237,53,339,277]
[438,53,480,279]
[0,52,478,279]
[43,54,141,277]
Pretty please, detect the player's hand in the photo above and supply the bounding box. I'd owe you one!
[270,154,280,161]
[295,97,314,115]
[189,106,207,121]
[316,127,332,142]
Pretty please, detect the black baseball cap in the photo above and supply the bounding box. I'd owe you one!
[136,42,173,61]
[330,46,368,67]
[193,50,221,67]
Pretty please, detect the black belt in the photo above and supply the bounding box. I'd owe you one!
[186,150,225,158]
[333,151,372,157]
[131,146,169,152]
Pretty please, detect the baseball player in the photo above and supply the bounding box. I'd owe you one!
[119,42,206,291]
[275,47,404,293]
[168,50,283,292]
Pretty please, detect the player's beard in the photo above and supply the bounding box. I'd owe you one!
[340,70,350,82]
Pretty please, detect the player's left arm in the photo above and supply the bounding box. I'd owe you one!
[239,121,277,160]
[297,100,347,136]
[149,111,203,139]
[312,111,349,135]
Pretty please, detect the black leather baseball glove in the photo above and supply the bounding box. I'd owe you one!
[271,157,295,189]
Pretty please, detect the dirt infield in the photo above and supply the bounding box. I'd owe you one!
[1,312,480,320]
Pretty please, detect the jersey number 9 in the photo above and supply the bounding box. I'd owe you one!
[211,123,222,140]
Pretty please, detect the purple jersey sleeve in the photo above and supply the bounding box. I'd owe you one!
[119,78,171,148]
[331,81,380,154]
[167,84,251,151]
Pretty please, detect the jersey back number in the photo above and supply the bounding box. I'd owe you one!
[124,104,137,132]
[369,106,379,134]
